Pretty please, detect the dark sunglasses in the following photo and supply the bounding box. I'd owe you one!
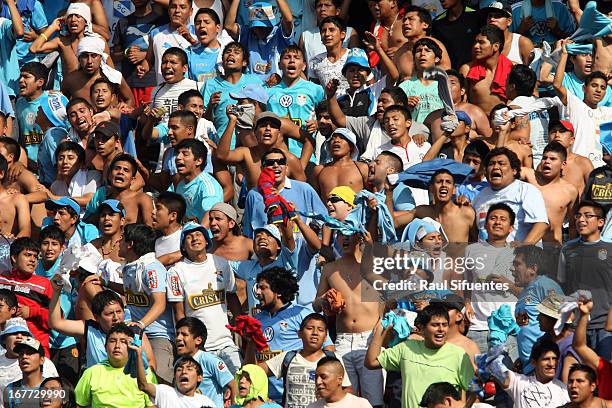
[263,158,287,167]
[328,196,345,204]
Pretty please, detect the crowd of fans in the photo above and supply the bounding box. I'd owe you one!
[0,0,609,406]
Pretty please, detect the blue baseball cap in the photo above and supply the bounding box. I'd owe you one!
[249,2,277,28]
[230,83,270,104]
[180,222,213,251]
[99,199,126,217]
[1,318,31,340]
[456,111,472,126]
[45,197,80,215]
[342,48,371,75]
[254,224,282,246]
[600,121,612,155]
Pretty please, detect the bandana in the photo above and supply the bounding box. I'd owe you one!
[77,36,123,84]
[66,3,94,35]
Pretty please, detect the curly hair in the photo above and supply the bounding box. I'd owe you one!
[256,267,299,303]
[484,147,522,179]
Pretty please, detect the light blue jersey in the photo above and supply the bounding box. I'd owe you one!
[510,1,575,45]
[168,171,223,221]
[0,17,20,96]
[187,44,221,82]
[15,0,47,64]
[193,350,234,407]
[267,78,324,161]
[240,25,294,81]
[201,73,263,146]
[229,246,298,314]
[123,256,174,341]
[516,275,563,373]
[255,303,332,403]
[35,258,77,350]
[294,237,320,307]
[17,91,69,163]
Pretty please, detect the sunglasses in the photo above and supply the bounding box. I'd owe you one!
[328,196,346,204]
[263,158,287,167]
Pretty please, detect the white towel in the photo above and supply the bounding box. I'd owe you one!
[77,36,123,84]
[554,290,593,335]
[493,97,561,125]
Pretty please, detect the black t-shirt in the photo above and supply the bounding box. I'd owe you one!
[583,165,612,212]
[338,90,371,117]
[432,7,484,69]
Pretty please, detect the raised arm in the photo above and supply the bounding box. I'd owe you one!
[325,80,346,128]
[573,299,601,369]
[29,18,62,54]
[214,109,248,163]
[276,0,293,37]
[6,0,23,37]
[129,343,156,399]
[49,274,86,337]
[364,31,399,83]
[423,133,450,161]
[364,320,389,369]
[224,0,240,40]
[553,39,570,105]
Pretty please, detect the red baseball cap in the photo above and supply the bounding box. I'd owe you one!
[548,119,575,134]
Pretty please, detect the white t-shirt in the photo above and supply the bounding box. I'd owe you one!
[308,50,350,94]
[306,393,373,408]
[152,78,202,124]
[151,25,196,84]
[506,371,569,408]
[167,255,236,350]
[154,384,215,408]
[566,92,612,168]
[472,180,548,242]
[510,96,550,167]
[155,229,182,260]
[463,241,517,331]
[50,169,101,201]
[266,350,351,408]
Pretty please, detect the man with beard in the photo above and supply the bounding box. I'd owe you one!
[84,154,154,226]
[561,365,610,408]
[498,340,570,408]
[365,304,473,408]
[61,35,134,107]
[393,6,450,81]
[459,25,512,115]
[521,142,579,244]
[313,128,368,199]
[548,120,593,197]
[406,169,476,243]
[472,147,548,243]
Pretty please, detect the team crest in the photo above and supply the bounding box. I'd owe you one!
[279,321,288,331]
[218,361,226,371]
[599,248,608,260]
[296,95,307,106]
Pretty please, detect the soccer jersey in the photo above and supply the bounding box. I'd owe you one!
[149,23,197,84]
[168,171,223,221]
[13,0,47,64]
[239,24,293,80]
[192,349,234,407]
[167,255,236,351]
[267,79,324,161]
[0,17,20,96]
[123,254,174,341]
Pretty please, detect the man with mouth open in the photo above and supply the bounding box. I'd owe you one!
[560,364,608,408]
[3,337,46,408]
[498,339,570,408]
[521,141,579,244]
[472,147,548,244]
[365,303,473,408]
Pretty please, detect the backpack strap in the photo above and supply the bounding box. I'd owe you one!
[280,350,298,406]
[322,349,336,359]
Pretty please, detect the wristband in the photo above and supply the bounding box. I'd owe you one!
[136,320,145,328]
[40,33,48,41]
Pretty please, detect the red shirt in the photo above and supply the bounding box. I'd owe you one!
[0,271,52,356]
[598,358,612,399]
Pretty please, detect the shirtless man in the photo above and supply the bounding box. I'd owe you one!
[368,0,405,63]
[0,155,30,238]
[548,120,593,196]
[459,25,510,115]
[313,128,368,199]
[29,3,112,76]
[394,6,451,80]
[424,70,492,142]
[208,202,252,310]
[61,36,134,107]
[215,110,307,189]
[84,154,154,226]
[483,2,534,65]
[409,169,476,243]
[490,103,533,168]
[314,232,385,407]
[522,142,578,243]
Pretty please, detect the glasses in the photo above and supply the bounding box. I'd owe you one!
[574,213,600,220]
[263,158,287,167]
[328,196,346,204]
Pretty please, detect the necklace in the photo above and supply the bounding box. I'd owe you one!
[102,236,122,257]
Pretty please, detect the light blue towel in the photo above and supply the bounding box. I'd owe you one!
[571,1,612,41]
[381,310,412,347]
[345,190,397,243]
[487,304,520,347]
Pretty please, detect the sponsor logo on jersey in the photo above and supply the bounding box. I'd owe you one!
[188,283,226,309]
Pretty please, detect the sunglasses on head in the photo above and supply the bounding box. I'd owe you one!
[263,158,287,167]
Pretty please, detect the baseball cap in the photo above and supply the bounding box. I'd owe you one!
[181,222,213,251]
[248,2,277,28]
[548,119,575,134]
[456,111,472,126]
[0,318,31,340]
[482,1,512,18]
[430,293,465,312]
[13,337,44,356]
[254,224,282,246]
[210,202,238,222]
[93,121,120,140]
[255,111,282,129]
[536,293,565,320]
[230,83,270,105]
[342,48,371,75]
[99,199,126,217]
[328,186,356,207]
[45,197,80,215]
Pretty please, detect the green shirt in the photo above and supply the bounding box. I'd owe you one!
[75,361,156,408]
[377,339,474,408]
